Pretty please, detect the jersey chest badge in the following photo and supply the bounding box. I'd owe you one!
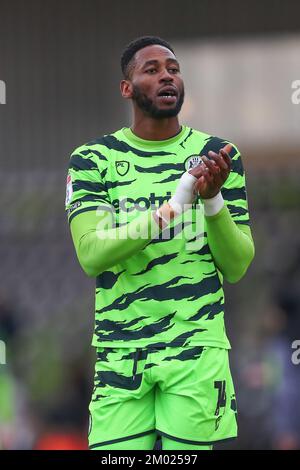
[184,155,203,171]
[116,161,130,176]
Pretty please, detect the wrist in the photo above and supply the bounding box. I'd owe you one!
[203,192,224,216]
[156,203,176,226]
[168,172,197,213]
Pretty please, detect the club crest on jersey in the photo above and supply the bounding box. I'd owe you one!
[184,155,203,171]
[116,161,130,176]
[65,174,73,206]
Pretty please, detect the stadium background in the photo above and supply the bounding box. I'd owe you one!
[1,0,300,449]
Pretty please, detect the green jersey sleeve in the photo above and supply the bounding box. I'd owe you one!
[205,145,254,283]
[65,145,111,224]
[221,145,250,226]
[205,207,255,283]
[65,145,161,277]
[69,209,160,277]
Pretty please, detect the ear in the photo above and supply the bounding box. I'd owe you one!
[120,79,133,99]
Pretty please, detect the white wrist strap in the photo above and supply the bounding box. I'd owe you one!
[203,192,224,216]
[156,208,170,224]
[168,172,197,214]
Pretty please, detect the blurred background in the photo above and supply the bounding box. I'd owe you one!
[1,0,300,450]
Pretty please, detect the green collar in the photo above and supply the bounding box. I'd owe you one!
[121,125,188,148]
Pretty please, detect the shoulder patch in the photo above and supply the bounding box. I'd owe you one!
[67,201,82,216]
[65,174,73,206]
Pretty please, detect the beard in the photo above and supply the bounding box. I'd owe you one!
[132,84,185,119]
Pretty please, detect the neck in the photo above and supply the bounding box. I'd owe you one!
[131,114,181,141]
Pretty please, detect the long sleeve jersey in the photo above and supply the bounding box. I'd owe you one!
[65,126,254,349]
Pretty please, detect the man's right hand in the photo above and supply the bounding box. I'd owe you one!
[155,171,197,227]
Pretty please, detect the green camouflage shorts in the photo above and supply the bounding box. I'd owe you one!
[88,345,238,449]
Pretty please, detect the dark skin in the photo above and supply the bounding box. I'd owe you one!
[190,144,232,199]
[120,44,231,200]
[120,45,183,141]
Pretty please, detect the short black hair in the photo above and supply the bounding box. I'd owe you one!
[121,36,175,79]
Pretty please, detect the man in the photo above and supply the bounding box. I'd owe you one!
[65,36,255,450]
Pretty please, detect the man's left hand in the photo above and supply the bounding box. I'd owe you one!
[191,144,232,199]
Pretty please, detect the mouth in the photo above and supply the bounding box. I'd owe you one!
[157,87,178,104]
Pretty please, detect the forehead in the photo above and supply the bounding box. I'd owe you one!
[134,45,177,67]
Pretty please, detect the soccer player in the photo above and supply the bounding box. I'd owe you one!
[65,36,255,451]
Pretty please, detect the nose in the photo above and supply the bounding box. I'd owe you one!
[159,68,174,82]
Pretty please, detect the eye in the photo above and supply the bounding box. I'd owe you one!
[168,67,179,74]
[146,68,157,74]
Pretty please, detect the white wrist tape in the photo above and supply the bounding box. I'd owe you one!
[168,172,197,214]
[155,208,169,224]
[203,192,224,216]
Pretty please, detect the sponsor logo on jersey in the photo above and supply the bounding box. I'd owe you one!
[65,174,73,206]
[184,154,203,171]
[67,200,82,216]
[116,161,130,176]
[112,192,172,212]
[111,191,200,212]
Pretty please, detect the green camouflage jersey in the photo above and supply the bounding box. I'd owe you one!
[66,125,250,350]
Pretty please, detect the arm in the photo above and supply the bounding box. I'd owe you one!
[194,143,255,283]
[70,208,160,277]
[205,203,255,283]
[65,146,159,277]
[66,145,198,277]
